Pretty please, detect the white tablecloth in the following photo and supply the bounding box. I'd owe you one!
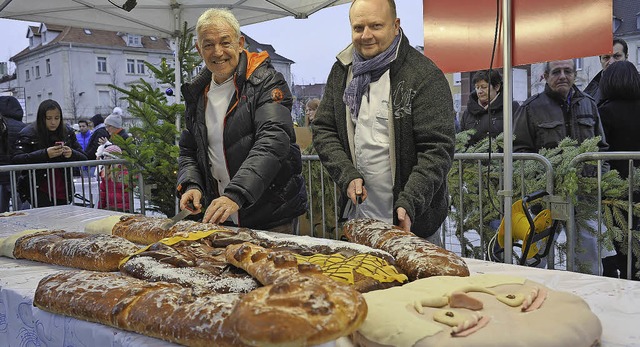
[1,206,639,347]
[0,206,179,347]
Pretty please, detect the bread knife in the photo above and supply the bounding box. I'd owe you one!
[160,202,195,230]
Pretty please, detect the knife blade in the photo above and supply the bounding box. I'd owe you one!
[354,193,362,218]
[160,202,195,230]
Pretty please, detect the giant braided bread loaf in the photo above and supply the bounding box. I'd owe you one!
[112,214,230,244]
[225,242,368,347]
[343,219,470,280]
[13,230,140,271]
[33,271,248,347]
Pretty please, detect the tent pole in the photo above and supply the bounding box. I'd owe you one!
[173,7,182,135]
[502,0,514,264]
[0,0,15,12]
[174,36,181,133]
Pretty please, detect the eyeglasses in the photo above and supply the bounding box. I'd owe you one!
[549,68,575,77]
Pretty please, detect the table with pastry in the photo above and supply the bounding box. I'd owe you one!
[0,205,638,347]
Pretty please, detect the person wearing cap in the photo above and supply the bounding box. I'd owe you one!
[85,114,109,160]
[0,96,27,211]
[103,113,129,141]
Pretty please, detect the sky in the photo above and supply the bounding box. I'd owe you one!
[0,0,425,85]
[242,0,426,85]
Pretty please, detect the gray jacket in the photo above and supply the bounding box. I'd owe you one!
[312,33,455,238]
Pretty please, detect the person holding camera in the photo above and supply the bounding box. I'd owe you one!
[13,99,87,207]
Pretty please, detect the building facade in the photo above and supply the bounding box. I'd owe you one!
[10,23,174,124]
[8,24,294,125]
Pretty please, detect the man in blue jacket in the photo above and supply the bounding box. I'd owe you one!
[177,8,307,233]
[75,119,92,152]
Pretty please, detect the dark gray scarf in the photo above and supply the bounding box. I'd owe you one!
[343,31,402,121]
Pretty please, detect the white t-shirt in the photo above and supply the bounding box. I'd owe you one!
[205,77,238,224]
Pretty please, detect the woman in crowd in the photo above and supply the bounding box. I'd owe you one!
[304,98,320,127]
[13,99,87,207]
[460,69,520,147]
[598,60,640,280]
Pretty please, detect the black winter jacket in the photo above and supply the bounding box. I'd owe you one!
[0,112,26,185]
[460,91,520,146]
[85,125,110,160]
[599,99,640,179]
[13,124,87,202]
[584,70,603,106]
[177,50,307,230]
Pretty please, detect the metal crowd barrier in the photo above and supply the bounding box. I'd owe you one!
[298,151,640,280]
[448,153,560,266]
[301,153,560,256]
[0,160,145,214]
[566,152,640,279]
[301,154,340,239]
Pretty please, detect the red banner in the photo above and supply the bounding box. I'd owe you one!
[423,0,612,73]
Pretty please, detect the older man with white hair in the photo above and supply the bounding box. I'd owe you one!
[176,8,307,233]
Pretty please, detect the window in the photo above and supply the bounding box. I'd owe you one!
[46,59,51,75]
[35,65,40,78]
[48,92,52,99]
[99,90,110,110]
[136,60,145,74]
[127,34,141,46]
[637,47,640,66]
[97,57,107,73]
[453,72,461,86]
[574,58,583,71]
[25,69,30,81]
[127,59,135,74]
[613,17,622,33]
[84,29,92,35]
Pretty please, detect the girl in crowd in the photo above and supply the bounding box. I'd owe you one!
[13,99,87,207]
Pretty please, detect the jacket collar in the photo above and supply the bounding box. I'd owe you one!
[544,83,581,105]
[183,50,270,103]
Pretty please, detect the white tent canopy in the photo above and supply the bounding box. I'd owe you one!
[0,0,350,38]
[1,0,350,131]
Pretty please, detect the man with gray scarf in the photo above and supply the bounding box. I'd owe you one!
[312,0,455,243]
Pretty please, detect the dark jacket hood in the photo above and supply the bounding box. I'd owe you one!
[90,114,104,126]
[0,96,24,121]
